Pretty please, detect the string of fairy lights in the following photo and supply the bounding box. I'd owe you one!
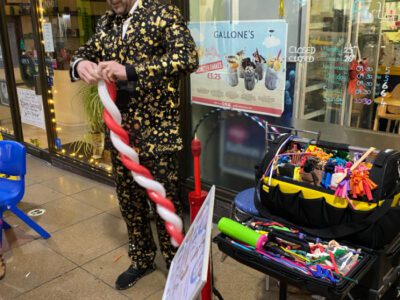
[35,1,113,175]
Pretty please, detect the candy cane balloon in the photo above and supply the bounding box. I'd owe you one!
[98,80,184,247]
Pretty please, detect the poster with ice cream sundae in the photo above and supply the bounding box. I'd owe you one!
[189,20,288,117]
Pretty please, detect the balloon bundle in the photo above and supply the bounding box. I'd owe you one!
[269,142,378,202]
[219,218,361,285]
[97,81,184,247]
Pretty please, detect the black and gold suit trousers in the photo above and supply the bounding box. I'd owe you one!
[109,109,183,270]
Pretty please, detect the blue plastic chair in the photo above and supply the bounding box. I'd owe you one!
[230,187,261,221]
[0,141,50,245]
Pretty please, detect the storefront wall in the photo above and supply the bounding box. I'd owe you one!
[0,0,399,204]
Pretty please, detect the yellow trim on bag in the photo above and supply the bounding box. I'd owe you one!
[262,177,396,211]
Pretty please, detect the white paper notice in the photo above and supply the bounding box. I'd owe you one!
[163,186,216,300]
[42,22,54,53]
[17,88,46,130]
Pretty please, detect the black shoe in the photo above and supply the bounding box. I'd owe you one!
[115,264,156,290]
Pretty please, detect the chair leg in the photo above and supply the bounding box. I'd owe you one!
[9,206,51,239]
[0,221,2,250]
[265,275,271,291]
[2,221,11,230]
[0,211,4,249]
[386,120,392,132]
[373,115,379,131]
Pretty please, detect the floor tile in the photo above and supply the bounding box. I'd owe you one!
[26,155,47,170]
[41,175,97,196]
[17,268,128,300]
[144,288,164,300]
[82,239,169,299]
[107,207,122,219]
[25,177,37,187]
[211,258,271,300]
[1,226,35,253]
[0,240,77,299]
[43,213,127,266]
[21,183,65,207]
[71,185,118,211]
[5,197,102,235]
[81,245,130,288]
[25,165,70,184]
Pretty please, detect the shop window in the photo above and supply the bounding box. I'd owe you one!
[296,0,400,137]
[189,0,400,192]
[38,0,111,171]
[3,1,50,148]
[39,0,168,170]
[189,0,302,190]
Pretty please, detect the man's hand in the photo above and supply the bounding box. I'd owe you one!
[76,60,100,84]
[97,61,128,82]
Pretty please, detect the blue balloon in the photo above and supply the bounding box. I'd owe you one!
[289,70,296,81]
[285,80,291,90]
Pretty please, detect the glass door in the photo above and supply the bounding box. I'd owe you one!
[4,1,50,150]
[297,0,383,129]
[297,0,354,125]
[0,39,14,137]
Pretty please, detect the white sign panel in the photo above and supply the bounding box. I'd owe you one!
[17,88,46,130]
[42,22,54,53]
[163,186,216,300]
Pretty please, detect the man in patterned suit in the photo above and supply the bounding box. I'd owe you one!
[70,0,198,290]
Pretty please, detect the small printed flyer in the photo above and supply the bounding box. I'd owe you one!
[189,20,288,117]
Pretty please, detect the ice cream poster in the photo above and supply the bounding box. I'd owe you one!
[189,20,288,117]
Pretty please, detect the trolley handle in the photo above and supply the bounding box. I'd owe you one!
[315,140,350,152]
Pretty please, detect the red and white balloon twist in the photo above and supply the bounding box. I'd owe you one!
[98,80,184,247]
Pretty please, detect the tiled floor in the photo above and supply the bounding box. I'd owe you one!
[0,155,313,299]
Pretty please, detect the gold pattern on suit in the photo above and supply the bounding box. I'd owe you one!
[72,0,198,159]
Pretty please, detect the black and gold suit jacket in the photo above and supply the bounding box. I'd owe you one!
[71,0,198,158]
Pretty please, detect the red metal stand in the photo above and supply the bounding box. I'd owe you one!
[188,137,212,300]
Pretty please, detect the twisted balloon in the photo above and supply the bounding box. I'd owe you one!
[98,80,184,247]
